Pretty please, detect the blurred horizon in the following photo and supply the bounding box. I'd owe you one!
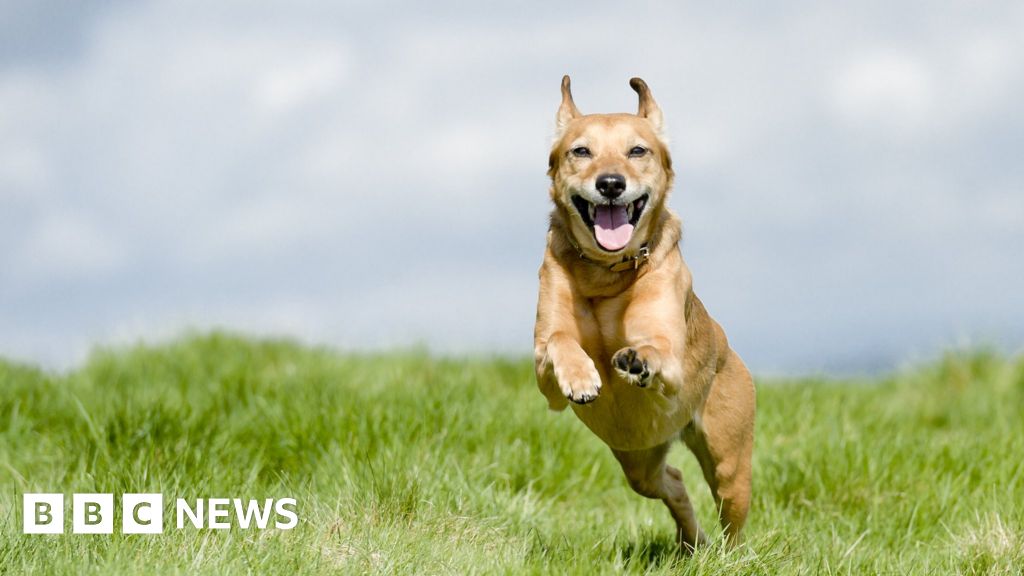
[4,328,1019,380]
[2,1,1022,375]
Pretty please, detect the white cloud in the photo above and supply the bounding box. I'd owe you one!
[831,50,935,135]
[16,211,125,279]
[252,43,349,117]
[0,144,49,195]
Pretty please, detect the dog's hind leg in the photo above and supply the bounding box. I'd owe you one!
[681,349,755,545]
[612,442,709,551]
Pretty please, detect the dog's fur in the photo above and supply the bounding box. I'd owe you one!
[533,76,755,549]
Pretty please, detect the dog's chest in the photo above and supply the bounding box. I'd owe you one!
[587,295,629,354]
[571,295,694,450]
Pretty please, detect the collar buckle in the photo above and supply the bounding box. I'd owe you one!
[633,246,650,269]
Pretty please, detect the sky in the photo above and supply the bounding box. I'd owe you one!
[1,1,1022,374]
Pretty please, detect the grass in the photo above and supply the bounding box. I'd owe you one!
[1,333,1023,574]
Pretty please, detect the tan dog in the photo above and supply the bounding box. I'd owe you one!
[533,76,755,549]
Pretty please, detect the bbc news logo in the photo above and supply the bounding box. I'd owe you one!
[23,494,298,534]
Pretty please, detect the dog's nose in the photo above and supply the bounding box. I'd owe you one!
[595,173,626,199]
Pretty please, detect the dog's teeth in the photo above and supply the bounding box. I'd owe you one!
[626,203,634,220]
[589,204,596,221]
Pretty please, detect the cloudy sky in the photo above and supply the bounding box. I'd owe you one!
[1,1,1022,373]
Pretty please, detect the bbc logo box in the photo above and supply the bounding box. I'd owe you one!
[23,493,163,535]
[23,494,64,534]
[22,493,297,534]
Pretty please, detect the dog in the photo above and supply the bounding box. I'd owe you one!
[533,76,756,549]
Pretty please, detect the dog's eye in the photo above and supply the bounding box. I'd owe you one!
[628,146,648,158]
[571,146,592,158]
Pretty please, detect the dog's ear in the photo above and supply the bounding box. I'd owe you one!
[629,77,664,132]
[556,75,581,135]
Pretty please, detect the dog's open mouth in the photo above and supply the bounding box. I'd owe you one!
[571,194,648,252]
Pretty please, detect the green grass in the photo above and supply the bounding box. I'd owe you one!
[1,333,1023,574]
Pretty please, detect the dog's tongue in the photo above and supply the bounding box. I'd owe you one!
[594,204,633,251]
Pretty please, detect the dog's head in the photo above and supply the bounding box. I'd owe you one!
[548,76,674,256]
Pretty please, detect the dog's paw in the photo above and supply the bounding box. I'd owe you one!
[554,360,602,404]
[612,347,653,388]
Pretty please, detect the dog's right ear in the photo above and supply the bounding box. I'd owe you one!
[555,75,581,136]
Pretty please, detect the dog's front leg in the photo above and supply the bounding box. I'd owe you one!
[611,270,686,396]
[537,332,602,405]
[534,254,602,408]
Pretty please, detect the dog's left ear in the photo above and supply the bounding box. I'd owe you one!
[629,77,664,132]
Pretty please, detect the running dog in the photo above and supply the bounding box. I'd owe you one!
[533,76,755,549]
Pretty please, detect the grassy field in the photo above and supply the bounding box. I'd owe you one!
[1,333,1022,574]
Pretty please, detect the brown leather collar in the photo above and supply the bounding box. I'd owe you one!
[566,237,650,272]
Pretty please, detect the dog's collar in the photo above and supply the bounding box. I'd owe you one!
[566,237,650,272]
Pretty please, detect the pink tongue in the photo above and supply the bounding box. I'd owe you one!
[594,204,633,251]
